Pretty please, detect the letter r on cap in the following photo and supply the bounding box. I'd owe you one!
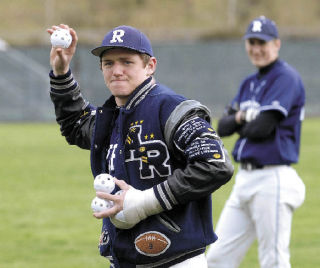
[252,21,262,32]
[110,30,125,43]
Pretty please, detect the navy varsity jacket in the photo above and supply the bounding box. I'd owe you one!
[50,70,234,267]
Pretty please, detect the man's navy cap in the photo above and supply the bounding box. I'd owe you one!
[91,25,153,57]
[243,16,279,41]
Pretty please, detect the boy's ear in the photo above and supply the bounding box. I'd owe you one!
[146,57,157,75]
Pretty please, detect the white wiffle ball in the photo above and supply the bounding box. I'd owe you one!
[91,197,113,213]
[94,173,115,193]
[50,28,72,48]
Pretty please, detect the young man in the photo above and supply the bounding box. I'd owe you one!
[47,25,233,267]
[206,16,306,268]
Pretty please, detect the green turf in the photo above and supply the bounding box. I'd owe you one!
[0,118,319,267]
[0,123,107,267]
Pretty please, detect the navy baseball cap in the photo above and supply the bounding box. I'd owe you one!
[243,16,279,41]
[91,25,153,57]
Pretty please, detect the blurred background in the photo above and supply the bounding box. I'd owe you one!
[1,0,320,121]
[1,2,320,267]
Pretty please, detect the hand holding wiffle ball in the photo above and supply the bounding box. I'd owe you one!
[91,175,163,229]
[91,174,135,229]
[91,175,138,229]
[91,174,116,213]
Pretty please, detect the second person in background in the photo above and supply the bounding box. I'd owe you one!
[206,16,306,268]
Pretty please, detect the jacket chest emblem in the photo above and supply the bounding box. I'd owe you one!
[125,124,171,179]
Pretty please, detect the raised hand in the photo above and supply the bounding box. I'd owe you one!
[47,24,78,76]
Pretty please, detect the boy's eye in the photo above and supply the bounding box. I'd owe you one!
[102,61,113,67]
[248,39,266,45]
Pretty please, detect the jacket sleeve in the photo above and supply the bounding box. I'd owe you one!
[238,110,283,140]
[153,100,234,209]
[217,105,242,137]
[49,69,95,150]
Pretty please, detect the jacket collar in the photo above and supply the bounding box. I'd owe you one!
[125,76,156,110]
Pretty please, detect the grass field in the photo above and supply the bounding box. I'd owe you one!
[0,118,319,267]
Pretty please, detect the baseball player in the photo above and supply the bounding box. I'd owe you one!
[206,16,306,268]
[47,24,233,267]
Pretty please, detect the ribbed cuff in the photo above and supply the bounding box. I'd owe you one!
[49,69,78,93]
[153,181,178,211]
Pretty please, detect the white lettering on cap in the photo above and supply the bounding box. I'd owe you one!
[110,30,125,43]
[252,21,262,32]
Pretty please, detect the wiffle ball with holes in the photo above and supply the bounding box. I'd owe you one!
[94,173,116,193]
[91,197,114,213]
[50,28,72,48]
[91,173,116,213]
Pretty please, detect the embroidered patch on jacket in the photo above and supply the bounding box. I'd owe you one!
[185,138,225,162]
[99,229,110,247]
[124,125,171,179]
[134,231,171,256]
[173,117,225,162]
[173,116,217,151]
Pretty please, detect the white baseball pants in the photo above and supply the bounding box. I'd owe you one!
[206,165,305,268]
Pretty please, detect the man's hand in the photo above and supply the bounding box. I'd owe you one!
[93,178,163,229]
[245,107,260,122]
[93,179,129,219]
[47,24,78,76]
[235,108,260,124]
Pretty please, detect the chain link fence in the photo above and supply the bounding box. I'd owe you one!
[1,40,319,121]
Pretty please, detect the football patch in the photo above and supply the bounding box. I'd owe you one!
[134,231,171,256]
